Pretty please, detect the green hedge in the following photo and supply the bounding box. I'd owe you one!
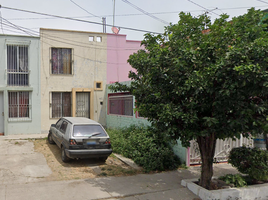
[228,146,268,181]
[107,126,180,172]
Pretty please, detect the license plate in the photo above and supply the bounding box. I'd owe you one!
[84,139,97,145]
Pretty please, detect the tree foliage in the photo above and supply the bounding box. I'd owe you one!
[110,8,268,189]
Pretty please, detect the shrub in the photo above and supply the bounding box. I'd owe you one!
[228,146,268,181]
[218,174,247,187]
[107,125,181,172]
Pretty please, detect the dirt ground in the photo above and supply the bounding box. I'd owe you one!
[33,138,141,181]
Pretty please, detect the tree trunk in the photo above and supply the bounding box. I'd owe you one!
[197,133,217,189]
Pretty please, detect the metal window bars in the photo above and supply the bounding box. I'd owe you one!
[8,91,30,119]
[51,48,72,74]
[7,45,29,86]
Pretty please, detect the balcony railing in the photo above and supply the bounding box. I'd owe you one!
[6,69,30,86]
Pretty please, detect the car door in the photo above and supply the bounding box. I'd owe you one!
[58,120,68,146]
[53,119,63,146]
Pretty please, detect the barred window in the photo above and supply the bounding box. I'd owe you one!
[51,48,72,74]
[52,92,71,118]
[7,45,29,86]
[8,91,30,118]
[108,94,133,116]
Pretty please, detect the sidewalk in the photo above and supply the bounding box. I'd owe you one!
[0,170,200,200]
[0,134,238,200]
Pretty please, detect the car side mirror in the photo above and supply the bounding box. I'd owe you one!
[51,124,56,127]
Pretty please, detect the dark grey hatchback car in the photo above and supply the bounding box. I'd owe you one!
[48,117,112,162]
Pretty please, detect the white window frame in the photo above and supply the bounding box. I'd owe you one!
[108,94,134,116]
[50,92,72,119]
[6,41,30,86]
[8,91,32,122]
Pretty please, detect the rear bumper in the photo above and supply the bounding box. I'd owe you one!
[65,148,112,159]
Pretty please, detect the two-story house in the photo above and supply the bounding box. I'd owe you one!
[40,28,107,133]
[0,35,41,135]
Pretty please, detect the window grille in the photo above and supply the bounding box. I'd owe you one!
[51,48,72,74]
[52,92,71,118]
[8,91,30,119]
[109,94,133,116]
[7,45,29,86]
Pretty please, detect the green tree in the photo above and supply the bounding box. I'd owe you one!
[110,8,268,189]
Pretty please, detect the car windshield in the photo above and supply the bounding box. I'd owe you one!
[73,125,108,137]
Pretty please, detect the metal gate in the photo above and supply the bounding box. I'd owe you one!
[189,135,253,165]
[76,92,90,118]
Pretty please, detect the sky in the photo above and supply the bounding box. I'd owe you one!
[0,0,267,41]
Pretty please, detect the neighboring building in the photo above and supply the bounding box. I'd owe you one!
[107,33,141,84]
[40,28,107,133]
[0,35,41,135]
[106,81,150,129]
[105,34,149,128]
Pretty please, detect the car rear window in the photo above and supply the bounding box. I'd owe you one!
[73,125,108,137]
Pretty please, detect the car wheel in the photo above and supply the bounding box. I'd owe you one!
[99,156,108,162]
[61,146,70,163]
[48,132,55,144]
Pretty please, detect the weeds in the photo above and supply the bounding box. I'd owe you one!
[107,125,180,172]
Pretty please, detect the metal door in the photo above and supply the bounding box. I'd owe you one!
[189,135,253,165]
[0,92,4,134]
[76,92,90,118]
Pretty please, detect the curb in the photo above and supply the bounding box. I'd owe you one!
[113,153,142,170]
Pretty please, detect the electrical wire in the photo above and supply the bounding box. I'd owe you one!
[0,5,162,34]
[0,17,141,65]
[5,5,268,21]
[70,0,101,19]
[257,0,268,5]
[0,14,144,52]
[0,10,4,34]
[187,0,220,16]
[121,0,170,25]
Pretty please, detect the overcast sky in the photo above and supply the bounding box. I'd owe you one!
[0,0,267,41]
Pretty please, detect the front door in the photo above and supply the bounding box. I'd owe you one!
[0,92,4,135]
[76,92,90,118]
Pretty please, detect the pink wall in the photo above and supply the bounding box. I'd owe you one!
[107,33,142,84]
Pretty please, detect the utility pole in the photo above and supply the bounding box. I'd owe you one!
[113,0,115,28]
[102,17,106,33]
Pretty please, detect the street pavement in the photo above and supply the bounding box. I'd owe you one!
[0,134,239,200]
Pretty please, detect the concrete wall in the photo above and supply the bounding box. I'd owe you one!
[40,29,107,133]
[0,35,41,135]
[106,81,150,128]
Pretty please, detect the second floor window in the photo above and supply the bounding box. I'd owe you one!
[51,48,72,74]
[7,45,29,86]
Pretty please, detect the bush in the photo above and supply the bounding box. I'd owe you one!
[228,146,268,181]
[107,125,181,172]
[218,174,247,187]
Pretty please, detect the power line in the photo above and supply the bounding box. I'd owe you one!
[257,0,268,5]
[70,0,101,19]
[0,16,143,52]
[0,5,163,34]
[4,5,268,21]
[187,0,220,16]
[121,0,170,25]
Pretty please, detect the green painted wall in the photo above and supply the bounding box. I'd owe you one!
[106,81,150,128]
[0,35,41,135]
[106,81,187,164]
[172,140,187,165]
